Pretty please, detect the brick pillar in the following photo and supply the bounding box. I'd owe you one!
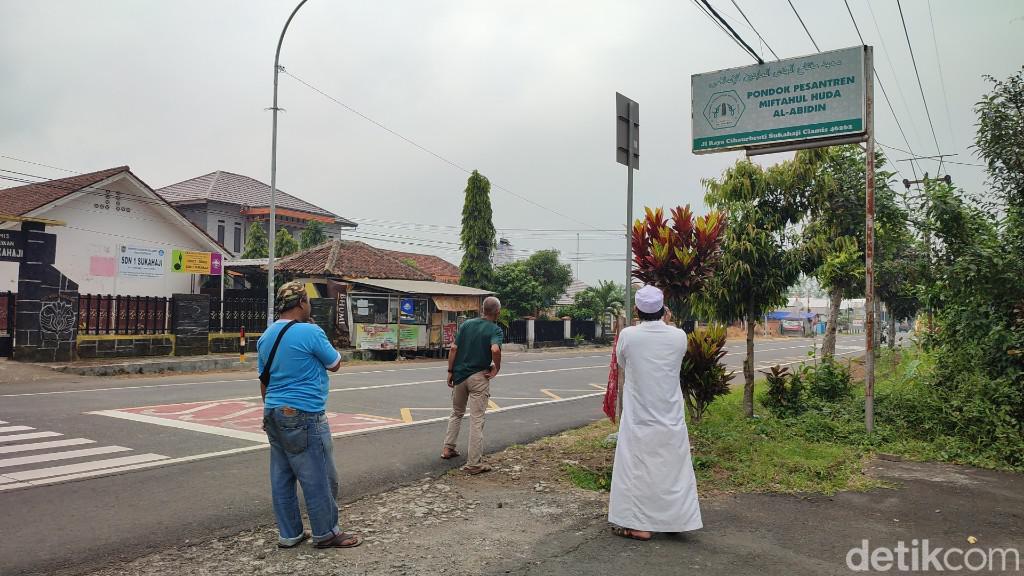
[172,293,210,356]
[13,222,79,362]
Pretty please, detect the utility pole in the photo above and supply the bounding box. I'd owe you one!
[903,172,951,339]
[576,232,580,279]
[267,0,310,327]
[864,45,876,433]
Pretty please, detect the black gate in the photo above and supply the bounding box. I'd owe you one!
[0,292,15,357]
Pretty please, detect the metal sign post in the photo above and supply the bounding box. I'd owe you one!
[863,46,876,433]
[692,45,877,432]
[616,93,639,326]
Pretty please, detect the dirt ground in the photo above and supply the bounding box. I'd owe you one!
[78,421,1023,576]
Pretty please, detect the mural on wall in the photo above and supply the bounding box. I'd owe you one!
[38,295,76,349]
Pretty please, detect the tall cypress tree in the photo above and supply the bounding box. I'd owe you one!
[459,170,496,288]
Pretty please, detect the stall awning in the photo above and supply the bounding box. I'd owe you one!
[349,278,493,296]
[432,295,483,312]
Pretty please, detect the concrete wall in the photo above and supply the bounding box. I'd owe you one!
[77,335,174,359]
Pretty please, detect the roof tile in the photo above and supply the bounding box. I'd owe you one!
[275,240,432,281]
[157,171,355,226]
[0,166,129,216]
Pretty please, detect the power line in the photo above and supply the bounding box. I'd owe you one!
[280,69,613,233]
[895,0,943,156]
[0,154,78,174]
[926,0,957,150]
[691,0,764,64]
[864,0,926,152]
[729,0,779,60]
[842,0,921,182]
[786,0,821,52]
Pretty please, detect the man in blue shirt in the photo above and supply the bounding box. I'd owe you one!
[258,281,361,549]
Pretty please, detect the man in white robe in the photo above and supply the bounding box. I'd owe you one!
[608,284,703,540]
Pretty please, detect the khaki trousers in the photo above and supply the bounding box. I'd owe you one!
[443,371,490,466]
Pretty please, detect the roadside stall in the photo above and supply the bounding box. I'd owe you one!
[347,279,493,357]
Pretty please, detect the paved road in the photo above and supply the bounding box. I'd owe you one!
[0,334,864,576]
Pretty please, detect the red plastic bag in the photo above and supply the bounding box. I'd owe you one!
[603,333,619,422]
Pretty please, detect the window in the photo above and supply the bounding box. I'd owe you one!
[217,220,225,244]
[233,226,242,253]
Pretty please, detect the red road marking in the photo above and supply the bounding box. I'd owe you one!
[115,401,401,435]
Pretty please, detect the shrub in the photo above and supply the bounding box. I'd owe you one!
[799,359,853,404]
[760,365,805,417]
[680,324,735,423]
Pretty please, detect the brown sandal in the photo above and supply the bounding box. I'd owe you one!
[314,532,363,549]
[441,448,461,460]
[612,527,653,541]
[461,464,492,475]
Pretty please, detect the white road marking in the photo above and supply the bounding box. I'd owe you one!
[1,391,607,492]
[0,432,61,443]
[88,410,269,444]
[0,426,34,434]
[0,438,95,454]
[0,446,131,468]
[4,453,169,481]
[0,355,611,399]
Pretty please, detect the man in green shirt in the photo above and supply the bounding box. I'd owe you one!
[442,296,503,474]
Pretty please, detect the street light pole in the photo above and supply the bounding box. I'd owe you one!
[268,0,310,327]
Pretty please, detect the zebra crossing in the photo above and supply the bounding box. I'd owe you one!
[0,418,168,491]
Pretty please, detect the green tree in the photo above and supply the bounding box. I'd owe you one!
[241,222,269,259]
[701,160,804,418]
[795,145,900,357]
[562,281,624,321]
[490,262,544,318]
[522,250,573,309]
[459,170,496,288]
[299,220,328,250]
[275,228,299,258]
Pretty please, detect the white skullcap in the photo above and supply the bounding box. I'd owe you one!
[635,284,664,314]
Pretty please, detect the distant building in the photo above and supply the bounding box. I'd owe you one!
[158,171,356,256]
[556,279,591,307]
[492,237,518,267]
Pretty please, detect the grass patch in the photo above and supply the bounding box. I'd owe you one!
[522,345,1016,497]
[564,464,613,491]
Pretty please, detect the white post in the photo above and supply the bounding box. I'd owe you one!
[526,317,535,349]
[563,317,572,341]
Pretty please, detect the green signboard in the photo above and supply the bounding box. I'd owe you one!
[691,46,868,154]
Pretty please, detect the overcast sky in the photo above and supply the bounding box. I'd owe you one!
[1,0,1020,284]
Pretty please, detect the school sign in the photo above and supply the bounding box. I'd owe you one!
[692,46,869,154]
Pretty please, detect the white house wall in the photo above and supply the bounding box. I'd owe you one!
[0,176,220,297]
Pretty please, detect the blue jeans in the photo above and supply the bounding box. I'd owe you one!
[263,407,341,545]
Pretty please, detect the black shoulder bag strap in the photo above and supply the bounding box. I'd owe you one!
[260,320,299,388]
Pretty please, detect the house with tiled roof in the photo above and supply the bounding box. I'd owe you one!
[377,249,460,284]
[274,240,432,281]
[253,240,489,352]
[158,171,356,256]
[0,167,227,296]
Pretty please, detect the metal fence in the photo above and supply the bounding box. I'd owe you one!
[571,320,596,341]
[78,294,170,335]
[534,320,565,343]
[211,296,269,333]
[501,319,528,344]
